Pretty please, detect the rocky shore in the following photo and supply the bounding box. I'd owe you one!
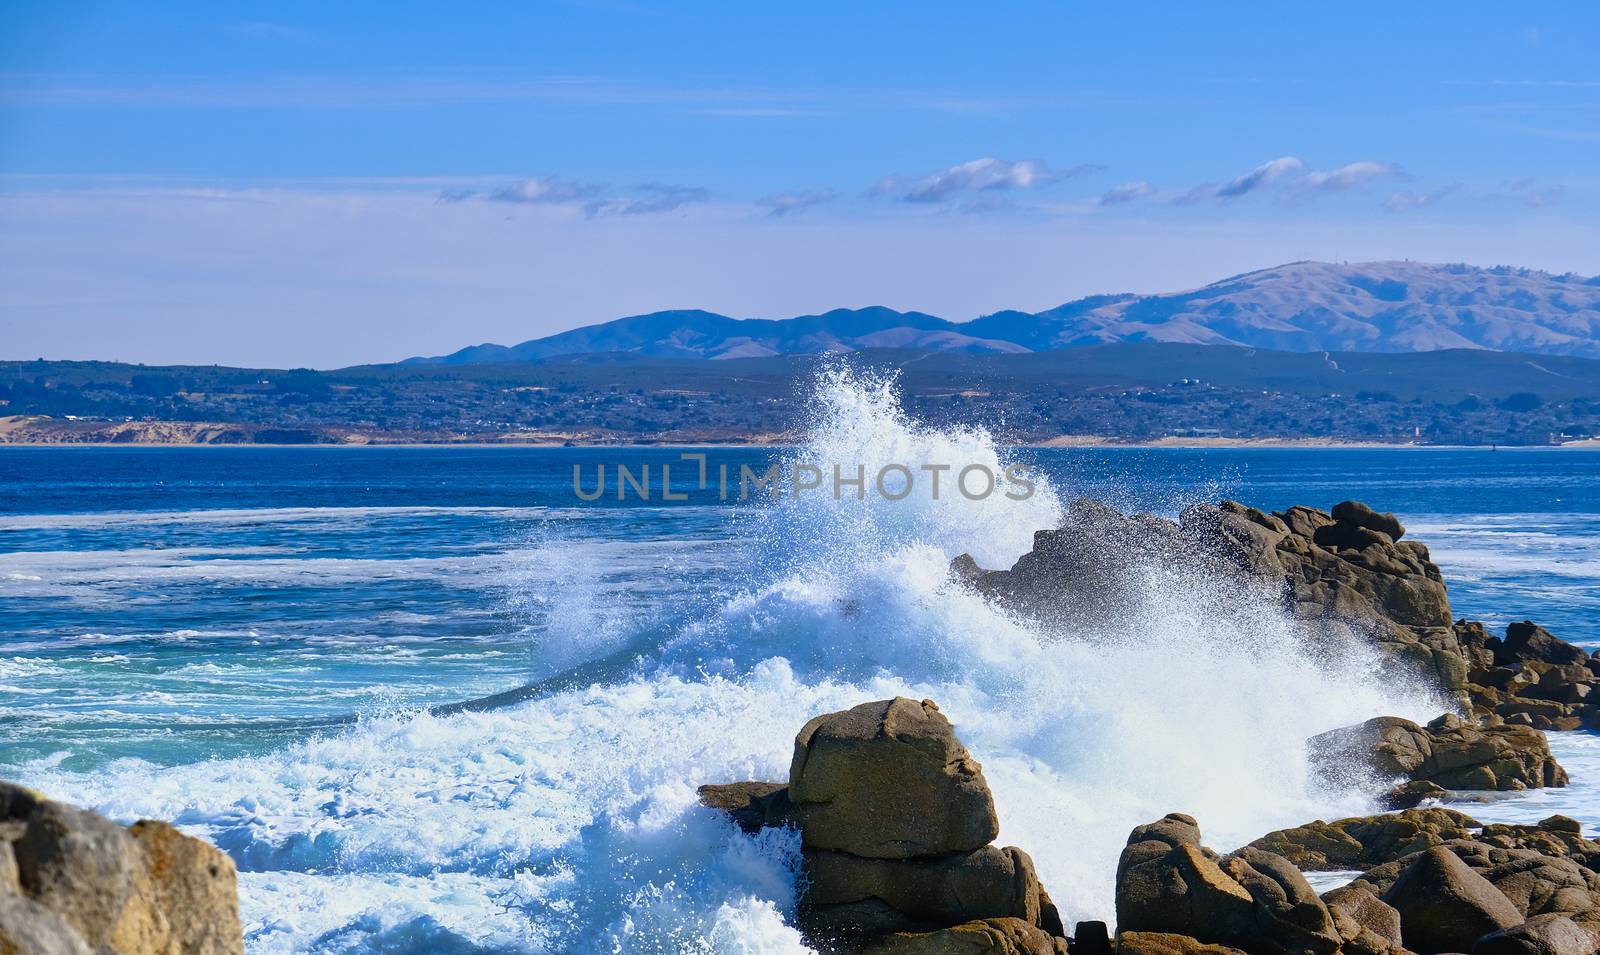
[11,496,1600,953]
[705,694,1600,954]
[699,498,1600,952]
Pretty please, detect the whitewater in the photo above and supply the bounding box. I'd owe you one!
[3,371,1596,953]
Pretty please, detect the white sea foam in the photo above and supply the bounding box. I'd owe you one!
[15,366,1448,951]
[0,505,570,532]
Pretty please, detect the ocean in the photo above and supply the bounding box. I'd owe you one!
[3,374,1599,953]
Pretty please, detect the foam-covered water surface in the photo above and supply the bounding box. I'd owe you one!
[3,381,1597,952]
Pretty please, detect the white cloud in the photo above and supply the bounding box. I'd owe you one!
[1303,161,1399,191]
[1100,180,1156,205]
[874,157,1100,203]
[760,190,836,217]
[1190,157,1400,201]
[1215,156,1307,198]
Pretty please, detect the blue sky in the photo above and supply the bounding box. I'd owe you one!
[2,1,1597,367]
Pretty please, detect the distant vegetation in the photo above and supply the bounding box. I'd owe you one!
[3,343,1598,445]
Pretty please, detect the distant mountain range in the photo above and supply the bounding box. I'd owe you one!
[406,261,1600,364]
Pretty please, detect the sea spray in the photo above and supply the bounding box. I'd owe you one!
[14,366,1446,951]
[669,362,1444,918]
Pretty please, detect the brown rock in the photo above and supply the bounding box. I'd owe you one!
[1332,501,1406,540]
[1353,838,1600,924]
[1,779,243,955]
[128,820,242,955]
[1380,780,1450,811]
[10,799,162,952]
[697,781,794,833]
[0,892,94,955]
[1249,807,1482,870]
[1114,933,1250,955]
[1471,914,1600,955]
[1309,714,1567,792]
[1221,847,1342,955]
[1074,921,1113,955]
[1116,815,1343,955]
[1380,846,1523,953]
[1502,623,1591,668]
[1322,884,1403,949]
[789,698,999,859]
[801,846,1050,938]
[954,497,1466,700]
[861,917,1069,955]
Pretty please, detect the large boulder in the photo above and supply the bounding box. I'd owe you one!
[1330,502,1406,541]
[789,698,999,859]
[0,780,242,955]
[1353,840,1600,928]
[800,846,1053,938]
[1321,885,1405,955]
[1501,623,1593,668]
[700,699,1067,952]
[1115,814,1344,955]
[1471,914,1600,955]
[1378,847,1524,953]
[1309,714,1567,792]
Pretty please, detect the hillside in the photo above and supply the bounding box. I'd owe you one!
[406,261,1600,364]
[413,307,1028,363]
[997,261,1600,355]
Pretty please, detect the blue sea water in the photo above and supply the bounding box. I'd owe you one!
[3,393,1599,952]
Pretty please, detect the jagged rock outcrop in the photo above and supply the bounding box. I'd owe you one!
[1135,808,1600,955]
[1254,810,1600,874]
[1351,839,1600,933]
[955,498,1600,728]
[1457,621,1600,731]
[955,498,1468,701]
[698,698,1067,953]
[1308,714,1568,791]
[0,780,242,955]
[1251,808,1486,871]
